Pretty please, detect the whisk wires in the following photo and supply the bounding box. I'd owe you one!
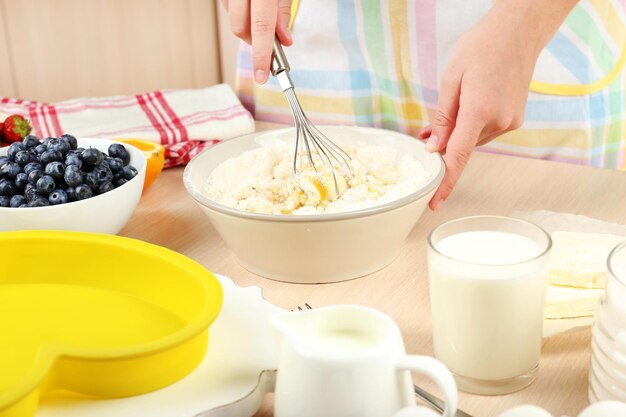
[284,87,352,196]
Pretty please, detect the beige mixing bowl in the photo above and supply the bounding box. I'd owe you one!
[183,126,444,284]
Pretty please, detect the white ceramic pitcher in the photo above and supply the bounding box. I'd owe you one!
[270,305,458,417]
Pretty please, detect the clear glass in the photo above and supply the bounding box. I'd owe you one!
[427,216,551,395]
[589,241,626,403]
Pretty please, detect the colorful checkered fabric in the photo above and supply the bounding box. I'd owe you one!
[237,0,626,170]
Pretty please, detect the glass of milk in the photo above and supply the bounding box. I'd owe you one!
[427,216,551,395]
[589,240,626,403]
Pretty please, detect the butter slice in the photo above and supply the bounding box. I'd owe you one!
[545,284,605,319]
[548,231,626,289]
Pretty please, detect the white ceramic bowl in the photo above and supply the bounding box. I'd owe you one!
[0,138,146,234]
[184,126,445,283]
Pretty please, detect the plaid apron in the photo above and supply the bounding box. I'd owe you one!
[237,0,626,170]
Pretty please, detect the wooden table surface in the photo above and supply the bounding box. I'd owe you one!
[120,123,626,417]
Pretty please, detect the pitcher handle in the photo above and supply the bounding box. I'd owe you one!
[392,355,458,417]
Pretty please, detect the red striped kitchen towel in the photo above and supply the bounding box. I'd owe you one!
[0,84,255,168]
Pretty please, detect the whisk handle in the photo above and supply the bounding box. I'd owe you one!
[271,37,294,91]
[271,37,290,76]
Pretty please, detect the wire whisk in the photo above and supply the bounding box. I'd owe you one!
[271,38,351,199]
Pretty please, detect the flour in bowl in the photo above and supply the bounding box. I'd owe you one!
[204,142,433,215]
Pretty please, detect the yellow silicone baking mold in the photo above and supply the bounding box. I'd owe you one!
[0,231,223,417]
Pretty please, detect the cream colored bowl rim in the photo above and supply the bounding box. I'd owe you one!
[183,126,445,223]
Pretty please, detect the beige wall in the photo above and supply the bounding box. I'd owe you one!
[216,3,240,88]
[0,6,16,98]
[0,0,226,102]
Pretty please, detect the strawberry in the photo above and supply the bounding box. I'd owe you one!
[3,115,32,144]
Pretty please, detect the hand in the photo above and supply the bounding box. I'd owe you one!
[421,0,575,211]
[221,0,293,84]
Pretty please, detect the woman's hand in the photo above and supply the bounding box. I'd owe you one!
[221,0,293,84]
[422,0,578,210]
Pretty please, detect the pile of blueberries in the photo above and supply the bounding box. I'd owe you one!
[0,135,138,208]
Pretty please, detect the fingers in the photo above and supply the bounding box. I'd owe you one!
[418,125,432,140]
[251,0,278,84]
[276,0,293,46]
[475,114,524,146]
[476,132,502,146]
[226,0,292,84]
[228,0,251,44]
[427,73,461,153]
[428,113,483,210]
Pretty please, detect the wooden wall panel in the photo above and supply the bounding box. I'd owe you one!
[2,0,221,102]
[217,2,240,88]
[0,2,17,98]
[189,0,222,88]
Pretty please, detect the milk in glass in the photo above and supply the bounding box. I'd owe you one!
[427,218,551,395]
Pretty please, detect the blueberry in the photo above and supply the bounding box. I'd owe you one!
[48,189,68,205]
[42,137,55,146]
[23,162,42,176]
[0,179,16,197]
[34,144,47,155]
[122,165,138,181]
[28,169,44,185]
[7,143,25,161]
[92,163,113,183]
[0,156,8,167]
[14,150,31,167]
[114,177,128,187]
[24,184,40,202]
[108,143,130,166]
[15,173,28,190]
[44,161,65,181]
[75,184,93,201]
[65,153,82,168]
[36,175,56,195]
[10,194,26,208]
[40,149,62,164]
[28,197,50,207]
[1,162,21,179]
[84,172,98,190]
[60,134,78,150]
[65,187,76,202]
[22,135,40,149]
[81,148,104,166]
[97,181,115,195]
[64,165,83,187]
[104,157,123,173]
[49,138,70,155]
[0,195,9,207]
[75,147,85,154]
